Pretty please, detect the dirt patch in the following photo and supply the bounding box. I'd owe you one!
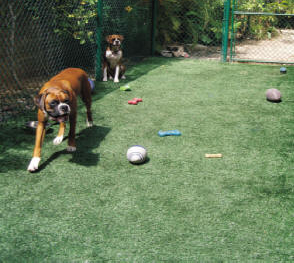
[234,29,294,63]
[175,29,294,63]
[189,45,222,60]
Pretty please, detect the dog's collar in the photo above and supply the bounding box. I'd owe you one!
[111,45,120,53]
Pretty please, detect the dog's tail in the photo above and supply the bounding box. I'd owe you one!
[78,69,91,93]
[80,70,93,125]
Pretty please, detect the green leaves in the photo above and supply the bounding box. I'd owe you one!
[235,0,294,40]
[52,0,98,45]
[156,0,224,49]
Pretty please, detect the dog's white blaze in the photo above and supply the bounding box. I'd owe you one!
[27,157,41,172]
[113,38,121,46]
[58,103,70,115]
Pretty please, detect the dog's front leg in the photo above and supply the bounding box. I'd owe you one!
[103,50,112,82]
[28,121,46,172]
[103,66,108,82]
[114,65,120,83]
[53,122,65,145]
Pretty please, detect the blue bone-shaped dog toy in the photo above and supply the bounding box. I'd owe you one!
[158,130,182,137]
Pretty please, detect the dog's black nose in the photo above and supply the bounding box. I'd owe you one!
[61,105,69,112]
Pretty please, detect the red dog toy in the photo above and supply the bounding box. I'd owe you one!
[128,100,137,105]
[128,98,143,105]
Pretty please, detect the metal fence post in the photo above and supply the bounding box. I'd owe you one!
[95,0,103,81]
[221,0,231,62]
[151,0,158,56]
[229,0,236,62]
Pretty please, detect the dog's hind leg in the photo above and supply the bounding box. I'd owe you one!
[120,65,126,79]
[67,113,77,152]
[82,78,93,127]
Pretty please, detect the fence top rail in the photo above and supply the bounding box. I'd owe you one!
[232,58,294,65]
[234,11,294,16]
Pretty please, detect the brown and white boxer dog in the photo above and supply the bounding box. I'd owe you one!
[27,68,93,172]
[103,34,126,83]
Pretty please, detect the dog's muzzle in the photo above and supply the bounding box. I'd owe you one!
[48,103,71,123]
[58,103,70,115]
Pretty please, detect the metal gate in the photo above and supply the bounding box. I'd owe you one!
[222,0,294,64]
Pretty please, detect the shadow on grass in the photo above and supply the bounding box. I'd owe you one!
[0,125,37,173]
[92,57,174,102]
[0,124,110,173]
[37,125,110,172]
[69,125,110,166]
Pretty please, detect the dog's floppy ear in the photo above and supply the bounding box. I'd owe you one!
[105,35,112,43]
[34,93,46,111]
[118,35,124,41]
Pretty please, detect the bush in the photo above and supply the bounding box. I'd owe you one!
[235,0,294,40]
[156,0,225,50]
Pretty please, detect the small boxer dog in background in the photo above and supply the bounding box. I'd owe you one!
[27,68,93,172]
[103,34,126,83]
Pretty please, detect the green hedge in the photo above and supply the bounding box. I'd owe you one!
[156,0,225,50]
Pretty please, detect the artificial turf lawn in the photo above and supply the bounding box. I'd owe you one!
[1,57,294,261]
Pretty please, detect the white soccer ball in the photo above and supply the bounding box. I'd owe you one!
[127,145,147,164]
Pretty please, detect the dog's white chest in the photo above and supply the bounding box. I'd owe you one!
[107,50,122,69]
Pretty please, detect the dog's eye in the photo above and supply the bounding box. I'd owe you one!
[64,100,70,104]
[49,100,58,107]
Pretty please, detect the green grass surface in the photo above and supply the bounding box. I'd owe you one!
[1,58,294,261]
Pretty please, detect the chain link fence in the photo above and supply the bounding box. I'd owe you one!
[0,0,153,124]
[156,0,224,60]
[229,0,294,63]
[0,0,97,123]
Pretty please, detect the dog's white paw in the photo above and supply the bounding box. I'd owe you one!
[109,76,113,80]
[27,157,41,172]
[114,78,119,83]
[121,75,126,79]
[67,146,76,152]
[103,77,107,82]
[53,136,63,145]
[86,120,93,127]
